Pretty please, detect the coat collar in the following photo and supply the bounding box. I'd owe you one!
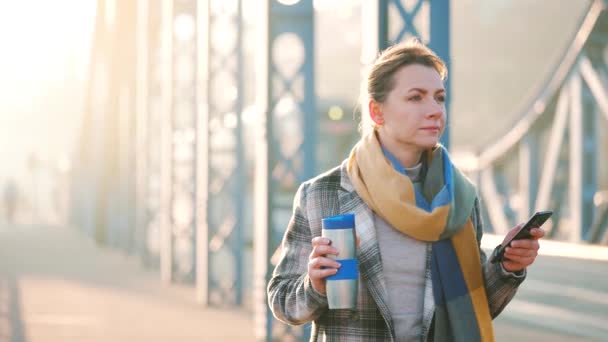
[339,160,393,335]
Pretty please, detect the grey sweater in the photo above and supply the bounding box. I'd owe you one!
[375,163,427,341]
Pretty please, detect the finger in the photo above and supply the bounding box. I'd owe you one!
[505,247,537,258]
[503,253,534,265]
[311,236,331,246]
[501,260,525,273]
[504,260,532,270]
[310,267,338,280]
[510,239,540,249]
[309,256,341,270]
[529,228,545,239]
[311,244,339,258]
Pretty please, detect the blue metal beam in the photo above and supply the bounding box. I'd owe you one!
[165,0,198,283]
[203,0,246,306]
[370,0,451,149]
[140,0,193,283]
[429,0,451,149]
[255,0,316,340]
[136,0,163,268]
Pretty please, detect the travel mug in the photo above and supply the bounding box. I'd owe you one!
[321,213,358,310]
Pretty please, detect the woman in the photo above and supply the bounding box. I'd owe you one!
[267,40,544,341]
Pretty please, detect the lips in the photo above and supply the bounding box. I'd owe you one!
[420,126,440,132]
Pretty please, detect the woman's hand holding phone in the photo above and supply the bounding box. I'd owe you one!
[499,226,545,272]
[491,211,551,272]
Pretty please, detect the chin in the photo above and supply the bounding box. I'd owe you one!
[416,139,440,149]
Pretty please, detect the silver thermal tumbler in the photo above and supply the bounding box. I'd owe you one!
[322,213,358,310]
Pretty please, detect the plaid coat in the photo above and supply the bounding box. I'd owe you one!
[267,160,525,341]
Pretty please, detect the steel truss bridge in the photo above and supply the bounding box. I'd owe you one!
[73,0,608,340]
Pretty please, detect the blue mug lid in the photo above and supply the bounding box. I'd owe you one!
[322,213,355,229]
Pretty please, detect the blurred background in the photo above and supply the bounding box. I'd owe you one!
[0,0,607,341]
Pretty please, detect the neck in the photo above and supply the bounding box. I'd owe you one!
[376,132,423,168]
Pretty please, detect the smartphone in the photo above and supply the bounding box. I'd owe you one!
[490,210,553,263]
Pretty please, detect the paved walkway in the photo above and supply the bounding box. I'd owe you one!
[0,224,255,342]
[2,223,607,341]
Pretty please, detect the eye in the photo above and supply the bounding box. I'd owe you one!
[436,95,446,103]
[408,94,422,101]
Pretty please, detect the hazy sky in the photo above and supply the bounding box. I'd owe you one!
[0,0,95,188]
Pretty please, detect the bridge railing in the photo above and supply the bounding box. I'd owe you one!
[452,1,608,244]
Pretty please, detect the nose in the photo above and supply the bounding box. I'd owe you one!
[425,103,445,119]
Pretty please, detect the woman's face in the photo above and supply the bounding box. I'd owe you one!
[371,64,446,152]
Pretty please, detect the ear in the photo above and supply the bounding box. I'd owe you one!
[368,99,384,126]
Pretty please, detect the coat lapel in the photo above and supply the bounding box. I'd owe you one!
[339,162,393,335]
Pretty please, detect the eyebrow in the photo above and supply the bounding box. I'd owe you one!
[407,88,445,94]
